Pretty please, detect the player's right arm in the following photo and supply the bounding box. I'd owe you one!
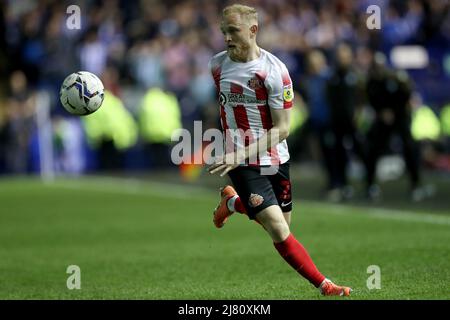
[243,108,291,164]
[208,107,292,176]
[243,62,294,163]
[209,61,294,176]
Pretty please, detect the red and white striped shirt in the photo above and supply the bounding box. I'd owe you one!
[209,49,294,166]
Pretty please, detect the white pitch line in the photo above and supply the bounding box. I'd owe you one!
[44,177,450,226]
[300,200,450,226]
[48,178,201,200]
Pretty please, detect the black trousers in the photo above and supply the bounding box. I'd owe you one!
[98,139,123,171]
[366,119,420,189]
[330,122,368,189]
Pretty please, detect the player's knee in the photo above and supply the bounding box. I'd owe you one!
[272,221,290,242]
[256,205,291,242]
[263,218,290,243]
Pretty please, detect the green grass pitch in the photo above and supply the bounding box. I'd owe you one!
[0,177,449,299]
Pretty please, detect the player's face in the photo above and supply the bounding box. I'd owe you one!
[220,13,252,62]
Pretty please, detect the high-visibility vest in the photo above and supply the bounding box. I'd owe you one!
[290,91,308,132]
[411,105,441,141]
[83,90,138,150]
[139,88,182,144]
[441,104,450,137]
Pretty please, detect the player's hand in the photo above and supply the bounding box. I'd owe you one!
[207,152,243,177]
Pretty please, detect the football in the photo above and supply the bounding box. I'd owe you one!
[59,71,105,116]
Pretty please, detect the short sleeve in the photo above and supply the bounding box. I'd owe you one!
[266,64,294,109]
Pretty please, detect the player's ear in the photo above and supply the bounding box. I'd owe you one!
[250,24,258,37]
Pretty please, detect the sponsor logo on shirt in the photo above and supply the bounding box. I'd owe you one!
[219,92,227,105]
[226,93,266,105]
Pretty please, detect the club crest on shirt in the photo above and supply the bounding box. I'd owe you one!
[248,193,264,207]
[248,76,264,90]
[283,84,293,102]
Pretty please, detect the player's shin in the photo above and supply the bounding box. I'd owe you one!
[274,234,326,287]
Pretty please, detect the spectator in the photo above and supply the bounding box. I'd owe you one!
[300,50,335,197]
[365,52,428,201]
[82,68,138,171]
[326,43,367,201]
[138,87,182,170]
[3,70,36,173]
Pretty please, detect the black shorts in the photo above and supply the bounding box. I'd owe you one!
[228,162,292,219]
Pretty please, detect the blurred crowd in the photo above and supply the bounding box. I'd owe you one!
[0,0,449,200]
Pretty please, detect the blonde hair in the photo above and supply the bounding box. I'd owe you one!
[223,4,258,25]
